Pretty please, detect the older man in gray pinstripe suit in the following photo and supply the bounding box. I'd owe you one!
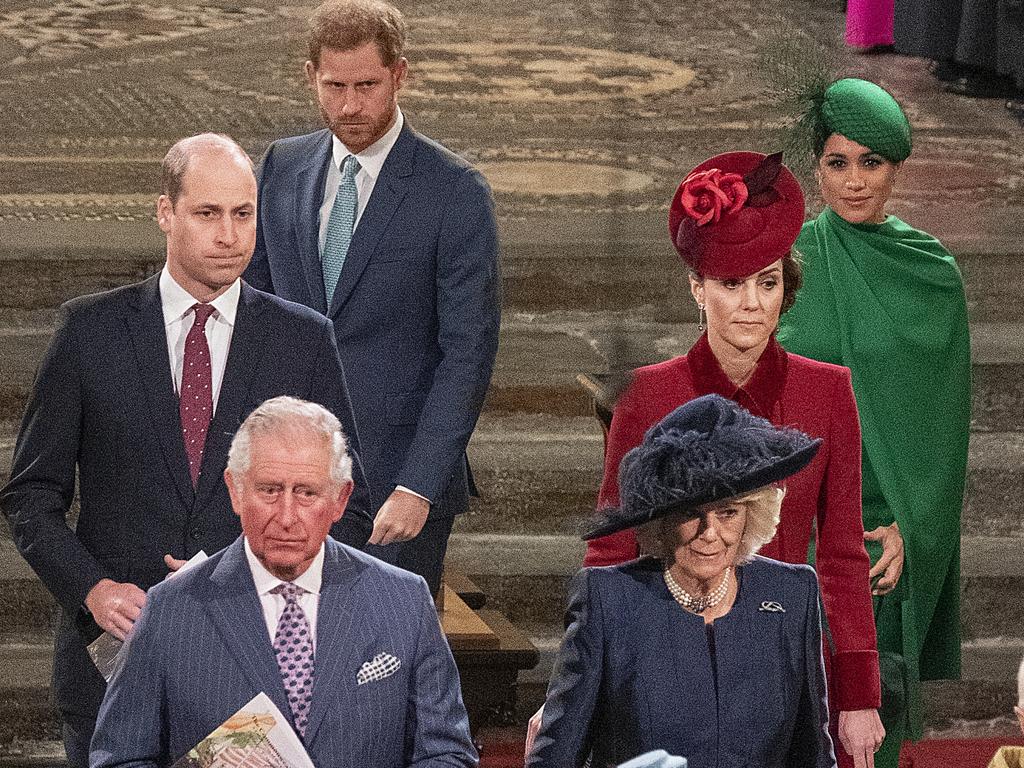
[90,396,476,768]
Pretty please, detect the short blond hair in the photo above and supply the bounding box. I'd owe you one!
[635,486,784,567]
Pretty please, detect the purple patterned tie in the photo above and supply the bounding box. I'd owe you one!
[179,303,216,486]
[271,582,315,736]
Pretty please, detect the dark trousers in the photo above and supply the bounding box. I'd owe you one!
[63,720,93,768]
[364,514,455,596]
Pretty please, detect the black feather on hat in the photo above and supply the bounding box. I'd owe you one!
[582,394,821,540]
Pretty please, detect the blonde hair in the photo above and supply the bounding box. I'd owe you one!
[635,485,785,566]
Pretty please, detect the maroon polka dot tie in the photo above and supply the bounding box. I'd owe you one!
[272,582,315,736]
[179,303,216,487]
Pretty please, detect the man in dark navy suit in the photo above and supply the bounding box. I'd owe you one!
[0,133,372,766]
[245,0,501,595]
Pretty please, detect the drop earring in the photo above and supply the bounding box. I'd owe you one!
[697,303,705,333]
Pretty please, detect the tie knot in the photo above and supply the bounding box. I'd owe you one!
[272,582,304,602]
[341,155,360,181]
[190,303,216,328]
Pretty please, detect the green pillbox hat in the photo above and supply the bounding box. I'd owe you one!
[822,78,912,161]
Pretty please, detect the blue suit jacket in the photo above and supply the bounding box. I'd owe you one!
[91,536,477,768]
[0,276,372,725]
[245,123,501,515]
[528,557,836,768]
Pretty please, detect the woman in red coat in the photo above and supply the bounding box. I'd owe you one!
[584,151,884,768]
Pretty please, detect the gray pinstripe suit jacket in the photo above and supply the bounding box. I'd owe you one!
[90,536,477,768]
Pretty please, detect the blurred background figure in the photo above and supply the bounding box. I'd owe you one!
[894,0,1024,124]
[846,0,895,53]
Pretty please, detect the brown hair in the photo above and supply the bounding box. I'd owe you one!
[160,133,253,206]
[689,251,803,316]
[308,0,407,68]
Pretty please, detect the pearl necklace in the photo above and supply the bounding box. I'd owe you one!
[664,566,732,614]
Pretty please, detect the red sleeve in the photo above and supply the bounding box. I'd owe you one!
[815,367,881,712]
[582,383,650,567]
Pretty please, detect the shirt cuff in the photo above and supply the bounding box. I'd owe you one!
[395,485,432,505]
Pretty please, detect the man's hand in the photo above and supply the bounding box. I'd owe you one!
[368,489,430,546]
[838,708,885,768]
[84,579,147,641]
[865,521,904,595]
[524,704,545,760]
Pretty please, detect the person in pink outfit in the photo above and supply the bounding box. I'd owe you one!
[846,0,895,51]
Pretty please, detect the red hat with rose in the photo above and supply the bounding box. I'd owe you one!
[668,151,805,280]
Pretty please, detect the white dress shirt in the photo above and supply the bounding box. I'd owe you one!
[317,107,405,256]
[159,266,240,412]
[244,538,323,652]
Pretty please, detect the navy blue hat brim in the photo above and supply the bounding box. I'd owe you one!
[581,437,821,540]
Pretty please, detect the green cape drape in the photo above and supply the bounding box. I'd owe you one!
[778,206,971,740]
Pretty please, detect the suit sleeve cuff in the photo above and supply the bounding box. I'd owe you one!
[831,649,882,712]
[395,485,432,505]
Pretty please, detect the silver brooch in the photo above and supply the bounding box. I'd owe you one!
[758,601,785,613]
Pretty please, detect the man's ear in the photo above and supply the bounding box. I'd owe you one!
[304,59,318,88]
[1015,704,1024,735]
[391,57,408,91]
[225,469,242,518]
[156,195,173,233]
[332,481,354,522]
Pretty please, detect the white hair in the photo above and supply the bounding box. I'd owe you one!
[636,485,785,566]
[227,396,352,487]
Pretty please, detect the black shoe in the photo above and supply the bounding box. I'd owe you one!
[928,59,963,83]
[1007,99,1024,127]
[944,72,1019,99]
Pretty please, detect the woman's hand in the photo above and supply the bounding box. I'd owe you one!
[838,708,885,768]
[523,704,544,762]
[864,521,904,595]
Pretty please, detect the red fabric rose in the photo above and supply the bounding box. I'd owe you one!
[678,169,749,226]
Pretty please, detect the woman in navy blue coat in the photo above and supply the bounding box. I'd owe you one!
[528,395,838,768]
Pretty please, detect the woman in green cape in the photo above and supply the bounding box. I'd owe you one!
[778,77,971,768]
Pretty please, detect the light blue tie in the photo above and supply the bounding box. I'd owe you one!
[322,155,360,306]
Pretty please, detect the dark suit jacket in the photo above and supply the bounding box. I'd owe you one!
[527,557,835,768]
[90,536,477,768]
[0,275,372,724]
[245,123,501,516]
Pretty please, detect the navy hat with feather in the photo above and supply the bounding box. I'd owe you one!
[583,394,821,540]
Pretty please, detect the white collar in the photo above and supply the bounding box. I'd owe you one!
[244,538,325,598]
[331,106,405,182]
[159,265,241,327]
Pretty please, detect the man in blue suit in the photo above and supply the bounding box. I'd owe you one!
[245,0,501,594]
[91,396,477,768]
[1,134,372,766]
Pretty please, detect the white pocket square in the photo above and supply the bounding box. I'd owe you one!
[357,652,401,685]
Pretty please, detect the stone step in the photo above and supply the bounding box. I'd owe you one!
[444,534,1024,644]
[464,415,1024,538]
[3,314,1023,426]
[2,239,1021,322]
